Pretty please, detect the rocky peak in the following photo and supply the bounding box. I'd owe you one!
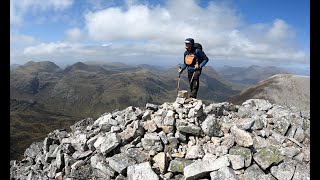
[63,62,110,74]
[18,61,61,73]
[10,94,310,179]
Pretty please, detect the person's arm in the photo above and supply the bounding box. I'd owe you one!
[180,63,187,70]
[198,50,209,68]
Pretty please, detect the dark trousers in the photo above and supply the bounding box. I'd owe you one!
[188,70,201,98]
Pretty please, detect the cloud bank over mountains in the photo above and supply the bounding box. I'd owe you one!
[10,0,309,71]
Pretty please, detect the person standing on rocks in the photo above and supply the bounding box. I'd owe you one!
[178,38,209,99]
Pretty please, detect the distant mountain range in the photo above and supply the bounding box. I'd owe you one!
[10,61,309,160]
[230,74,310,111]
[216,65,291,85]
[10,61,240,160]
[10,63,22,71]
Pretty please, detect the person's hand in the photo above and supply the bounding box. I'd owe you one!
[194,63,199,69]
[178,67,182,73]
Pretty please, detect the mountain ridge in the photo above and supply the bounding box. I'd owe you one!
[216,65,291,85]
[10,60,242,160]
[229,74,310,111]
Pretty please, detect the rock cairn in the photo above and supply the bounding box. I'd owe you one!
[10,96,310,180]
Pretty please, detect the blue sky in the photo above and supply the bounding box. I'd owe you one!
[10,0,310,75]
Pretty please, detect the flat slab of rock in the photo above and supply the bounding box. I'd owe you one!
[127,162,159,180]
[253,146,284,170]
[108,154,136,175]
[184,156,229,180]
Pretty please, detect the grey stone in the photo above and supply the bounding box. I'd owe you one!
[95,161,116,177]
[175,131,187,142]
[24,142,43,159]
[270,162,295,180]
[214,145,229,157]
[141,133,163,152]
[90,153,105,169]
[286,125,297,138]
[70,117,94,132]
[279,147,300,158]
[243,164,266,180]
[94,132,121,155]
[71,134,88,152]
[228,154,245,170]
[293,152,304,163]
[229,146,252,167]
[92,168,112,179]
[143,120,158,132]
[201,115,223,137]
[72,150,92,160]
[184,156,229,180]
[55,149,64,171]
[252,116,265,130]
[292,163,310,180]
[127,162,159,180]
[163,110,175,125]
[119,121,145,142]
[242,99,272,111]
[86,136,98,151]
[185,145,204,159]
[69,163,92,180]
[253,136,269,150]
[125,148,150,163]
[175,97,185,104]
[158,131,169,144]
[71,160,85,170]
[294,127,305,143]
[231,126,253,147]
[221,134,235,149]
[146,103,159,111]
[142,110,152,121]
[177,123,202,136]
[109,154,136,175]
[236,118,255,130]
[273,117,291,135]
[210,166,238,180]
[168,158,193,173]
[253,146,284,170]
[44,137,55,152]
[188,103,203,118]
[115,174,127,180]
[269,132,286,145]
[153,152,167,173]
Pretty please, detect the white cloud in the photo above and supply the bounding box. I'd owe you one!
[267,19,295,40]
[81,0,308,65]
[11,34,37,45]
[10,0,74,25]
[23,42,89,55]
[10,0,309,73]
[65,28,83,42]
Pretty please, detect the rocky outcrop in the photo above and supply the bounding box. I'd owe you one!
[10,97,310,180]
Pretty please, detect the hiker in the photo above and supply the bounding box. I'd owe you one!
[178,38,209,99]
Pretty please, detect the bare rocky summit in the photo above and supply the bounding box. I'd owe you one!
[10,96,310,180]
[230,74,310,111]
